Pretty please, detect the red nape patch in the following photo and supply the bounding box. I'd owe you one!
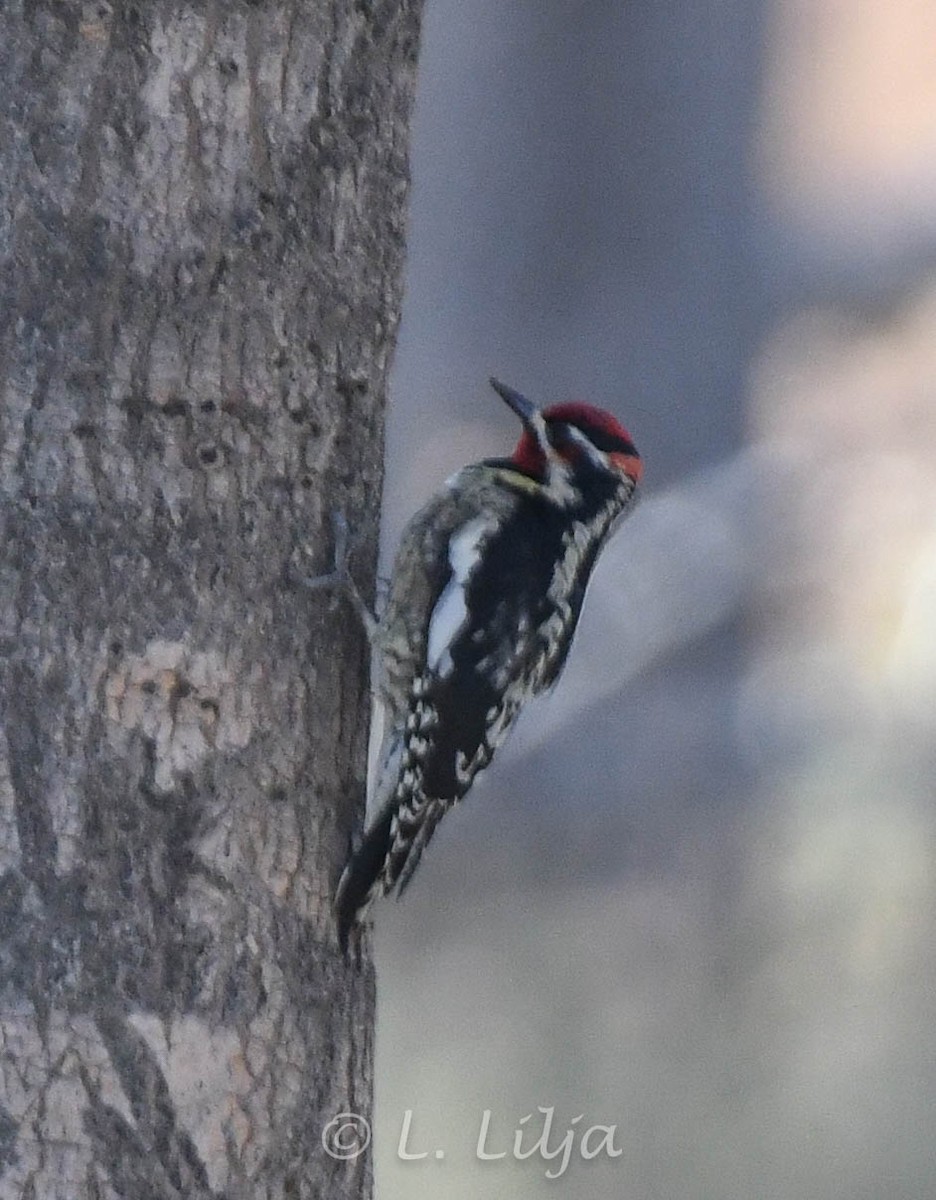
[542,402,635,449]
[510,429,548,478]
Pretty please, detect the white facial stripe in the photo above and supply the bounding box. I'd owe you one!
[561,423,609,469]
[531,410,556,459]
[542,454,579,508]
[426,516,491,676]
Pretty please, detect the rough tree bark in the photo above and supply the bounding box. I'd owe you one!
[0,1,422,1196]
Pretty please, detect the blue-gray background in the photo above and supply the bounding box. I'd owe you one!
[374,3,936,1196]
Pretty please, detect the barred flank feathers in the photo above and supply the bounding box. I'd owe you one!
[335,684,441,950]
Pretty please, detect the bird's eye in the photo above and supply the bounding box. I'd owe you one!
[549,424,585,461]
[550,423,577,449]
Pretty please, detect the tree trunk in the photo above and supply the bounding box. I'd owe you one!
[0,1,421,1196]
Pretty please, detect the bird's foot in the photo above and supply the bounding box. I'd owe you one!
[293,511,378,641]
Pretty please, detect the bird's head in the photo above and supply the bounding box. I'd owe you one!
[490,377,643,489]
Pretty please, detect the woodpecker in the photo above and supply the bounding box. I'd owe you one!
[334,378,642,948]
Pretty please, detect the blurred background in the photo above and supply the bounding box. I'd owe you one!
[373,2,936,1196]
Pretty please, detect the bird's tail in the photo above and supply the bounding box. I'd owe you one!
[334,794,450,952]
[334,805,395,953]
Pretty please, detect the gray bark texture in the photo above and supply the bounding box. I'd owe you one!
[0,1,422,1196]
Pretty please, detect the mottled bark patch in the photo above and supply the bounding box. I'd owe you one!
[0,0,420,1195]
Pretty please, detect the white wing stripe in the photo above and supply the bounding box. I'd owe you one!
[426,516,491,677]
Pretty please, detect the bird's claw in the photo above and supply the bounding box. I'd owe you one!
[294,511,377,641]
[297,511,353,592]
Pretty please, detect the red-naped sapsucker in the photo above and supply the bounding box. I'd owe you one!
[334,379,642,948]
